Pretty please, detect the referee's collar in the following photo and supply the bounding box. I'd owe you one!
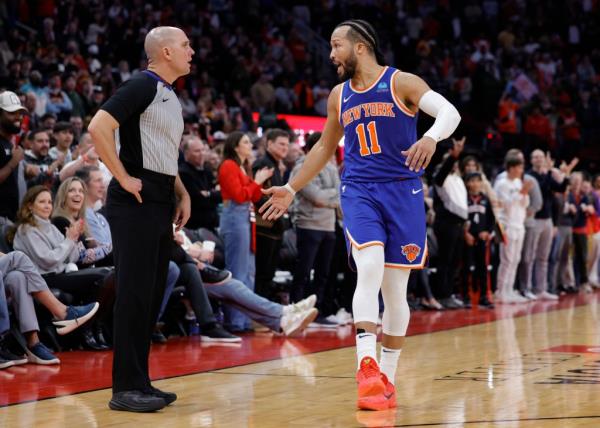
[142,69,173,91]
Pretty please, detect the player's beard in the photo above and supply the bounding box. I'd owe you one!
[337,51,358,81]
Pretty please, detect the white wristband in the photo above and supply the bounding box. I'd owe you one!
[283,183,296,196]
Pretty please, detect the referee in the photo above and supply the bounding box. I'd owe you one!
[89,27,193,413]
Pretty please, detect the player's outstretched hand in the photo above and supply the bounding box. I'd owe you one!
[402,136,437,172]
[259,186,294,221]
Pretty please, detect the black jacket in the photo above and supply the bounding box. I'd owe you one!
[252,151,286,236]
[179,161,221,230]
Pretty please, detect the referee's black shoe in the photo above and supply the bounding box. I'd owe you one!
[108,390,166,412]
[145,385,177,405]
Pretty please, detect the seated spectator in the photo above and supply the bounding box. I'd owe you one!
[172,233,318,336]
[179,137,221,233]
[8,186,114,349]
[0,250,98,365]
[24,129,63,189]
[51,177,112,266]
[48,121,74,164]
[0,275,27,368]
[43,72,73,120]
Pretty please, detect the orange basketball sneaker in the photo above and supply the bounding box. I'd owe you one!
[357,373,397,411]
[356,357,385,405]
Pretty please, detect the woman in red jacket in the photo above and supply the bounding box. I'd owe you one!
[218,132,273,331]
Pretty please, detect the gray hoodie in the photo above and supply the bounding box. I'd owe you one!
[290,156,340,232]
[13,215,79,274]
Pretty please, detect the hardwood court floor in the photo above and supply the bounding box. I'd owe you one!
[1,292,599,427]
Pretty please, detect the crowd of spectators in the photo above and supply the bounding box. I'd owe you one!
[0,1,599,368]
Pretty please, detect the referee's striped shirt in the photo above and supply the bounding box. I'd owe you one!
[100,70,183,177]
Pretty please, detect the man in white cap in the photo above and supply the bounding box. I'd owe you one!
[0,91,27,225]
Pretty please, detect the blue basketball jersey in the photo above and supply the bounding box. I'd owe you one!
[339,66,420,182]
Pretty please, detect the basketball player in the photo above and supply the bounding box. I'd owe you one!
[260,20,460,410]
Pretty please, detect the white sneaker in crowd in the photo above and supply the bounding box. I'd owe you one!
[335,308,353,325]
[537,291,559,301]
[523,290,538,300]
[281,308,319,336]
[509,290,529,303]
[284,294,317,316]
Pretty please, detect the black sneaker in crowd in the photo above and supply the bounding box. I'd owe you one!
[439,297,463,310]
[478,297,495,309]
[109,390,166,413]
[200,323,242,342]
[461,295,472,309]
[200,265,232,285]
[0,344,28,367]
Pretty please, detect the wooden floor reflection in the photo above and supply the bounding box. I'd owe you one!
[1,292,599,427]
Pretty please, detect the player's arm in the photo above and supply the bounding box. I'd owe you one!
[259,84,344,221]
[395,72,461,172]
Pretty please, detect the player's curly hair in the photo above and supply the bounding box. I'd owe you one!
[335,19,386,65]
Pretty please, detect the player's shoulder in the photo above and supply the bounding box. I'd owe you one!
[392,71,427,88]
[330,83,344,97]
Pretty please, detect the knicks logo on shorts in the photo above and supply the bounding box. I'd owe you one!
[401,243,421,263]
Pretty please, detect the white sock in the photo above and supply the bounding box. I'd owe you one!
[379,346,402,384]
[356,332,377,370]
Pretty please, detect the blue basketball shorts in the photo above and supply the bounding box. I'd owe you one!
[340,178,428,270]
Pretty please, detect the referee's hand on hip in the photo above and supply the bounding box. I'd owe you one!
[119,175,143,203]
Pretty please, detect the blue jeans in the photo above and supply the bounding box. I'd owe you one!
[0,274,9,335]
[206,277,283,331]
[219,201,255,331]
[157,261,180,321]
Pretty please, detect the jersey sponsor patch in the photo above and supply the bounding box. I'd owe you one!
[401,243,421,262]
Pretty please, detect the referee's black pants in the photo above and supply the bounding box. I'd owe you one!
[106,177,174,393]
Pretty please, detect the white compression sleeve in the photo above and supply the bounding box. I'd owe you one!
[352,245,385,324]
[418,90,461,143]
[380,267,411,336]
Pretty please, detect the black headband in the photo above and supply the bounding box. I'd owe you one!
[337,20,386,65]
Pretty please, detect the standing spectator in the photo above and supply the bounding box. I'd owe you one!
[463,172,495,308]
[48,122,74,164]
[290,132,340,322]
[432,137,468,309]
[549,190,576,293]
[588,176,600,288]
[568,172,593,290]
[494,153,532,303]
[179,137,221,233]
[218,132,273,332]
[0,91,27,224]
[518,150,567,300]
[253,129,290,299]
